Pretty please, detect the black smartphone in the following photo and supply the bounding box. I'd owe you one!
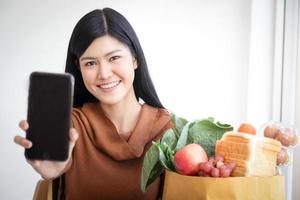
[25,72,74,161]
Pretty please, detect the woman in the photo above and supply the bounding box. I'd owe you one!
[14,8,172,199]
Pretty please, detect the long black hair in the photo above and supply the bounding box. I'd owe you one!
[65,8,164,108]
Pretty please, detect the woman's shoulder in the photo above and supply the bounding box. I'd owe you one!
[72,106,83,115]
[70,106,84,129]
[71,101,97,116]
[70,102,96,128]
[71,106,85,120]
[143,104,170,117]
[144,104,174,132]
[157,106,171,116]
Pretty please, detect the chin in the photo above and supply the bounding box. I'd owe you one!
[98,95,125,106]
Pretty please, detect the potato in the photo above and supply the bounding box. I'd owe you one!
[290,135,299,146]
[275,132,291,147]
[264,126,279,138]
[277,148,289,165]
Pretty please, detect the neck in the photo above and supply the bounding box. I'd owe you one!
[99,88,142,135]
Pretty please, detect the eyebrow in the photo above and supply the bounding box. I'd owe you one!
[80,49,123,61]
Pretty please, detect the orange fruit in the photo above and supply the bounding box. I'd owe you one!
[237,123,256,135]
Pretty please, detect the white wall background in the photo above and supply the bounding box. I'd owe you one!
[292,0,300,197]
[293,59,300,200]
[0,0,298,199]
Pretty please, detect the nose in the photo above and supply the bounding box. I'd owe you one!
[97,61,113,80]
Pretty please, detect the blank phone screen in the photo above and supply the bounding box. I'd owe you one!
[25,72,74,161]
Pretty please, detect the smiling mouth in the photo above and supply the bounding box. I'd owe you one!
[97,80,121,89]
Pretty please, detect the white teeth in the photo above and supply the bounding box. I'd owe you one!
[99,81,120,89]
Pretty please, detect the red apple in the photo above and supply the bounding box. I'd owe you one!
[173,143,208,175]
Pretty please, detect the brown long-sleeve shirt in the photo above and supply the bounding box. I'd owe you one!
[64,102,172,200]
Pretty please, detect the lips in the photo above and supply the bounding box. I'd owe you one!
[97,80,121,90]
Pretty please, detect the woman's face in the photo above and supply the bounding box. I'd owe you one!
[79,35,137,105]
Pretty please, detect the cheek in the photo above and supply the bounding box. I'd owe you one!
[122,69,135,85]
[117,64,135,82]
[80,70,95,86]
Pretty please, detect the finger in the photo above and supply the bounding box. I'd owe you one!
[27,159,40,167]
[69,128,79,143]
[19,120,29,131]
[14,135,32,148]
[68,128,78,152]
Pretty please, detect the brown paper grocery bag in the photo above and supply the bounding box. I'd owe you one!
[162,170,285,200]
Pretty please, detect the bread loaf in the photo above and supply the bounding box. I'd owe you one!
[216,131,281,176]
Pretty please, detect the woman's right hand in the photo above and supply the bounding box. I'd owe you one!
[14,120,78,180]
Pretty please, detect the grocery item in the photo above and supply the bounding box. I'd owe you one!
[264,124,281,138]
[260,121,299,167]
[276,147,290,165]
[198,155,236,177]
[215,131,281,176]
[173,143,208,175]
[261,121,299,147]
[237,123,256,135]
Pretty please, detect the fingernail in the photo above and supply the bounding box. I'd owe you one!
[27,142,32,148]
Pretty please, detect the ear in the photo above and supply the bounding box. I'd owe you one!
[133,58,138,70]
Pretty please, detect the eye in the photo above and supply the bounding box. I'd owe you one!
[109,56,120,62]
[84,61,97,67]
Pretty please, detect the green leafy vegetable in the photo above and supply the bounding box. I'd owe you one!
[188,119,233,157]
[145,162,163,190]
[154,142,175,171]
[160,129,177,150]
[175,122,190,151]
[171,114,188,138]
[140,144,161,192]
